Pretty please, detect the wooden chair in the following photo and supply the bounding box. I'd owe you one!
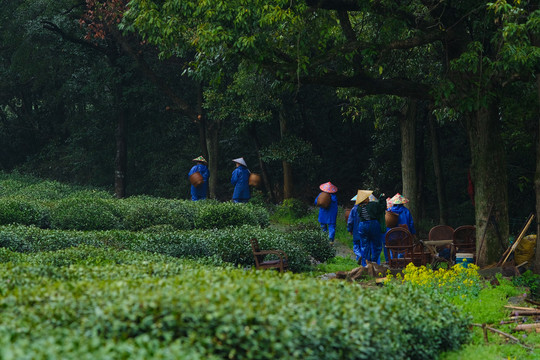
[250,238,288,272]
[451,225,476,263]
[429,225,454,241]
[412,242,431,266]
[428,225,454,262]
[385,228,414,269]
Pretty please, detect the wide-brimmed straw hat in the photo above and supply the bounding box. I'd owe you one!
[389,193,409,205]
[192,156,207,164]
[319,182,337,193]
[232,157,247,167]
[355,190,373,205]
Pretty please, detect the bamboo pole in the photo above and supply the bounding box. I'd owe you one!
[500,214,535,267]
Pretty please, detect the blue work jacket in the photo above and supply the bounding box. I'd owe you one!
[388,204,416,235]
[188,164,210,201]
[231,166,251,202]
[315,193,338,224]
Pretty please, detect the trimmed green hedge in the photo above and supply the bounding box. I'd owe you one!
[0,246,471,359]
[0,225,334,272]
[0,174,270,231]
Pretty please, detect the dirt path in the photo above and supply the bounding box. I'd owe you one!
[334,240,355,259]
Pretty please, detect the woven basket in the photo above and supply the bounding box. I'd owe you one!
[248,173,261,187]
[385,211,399,228]
[317,192,331,208]
[189,172,204,187]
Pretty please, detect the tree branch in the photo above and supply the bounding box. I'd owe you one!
[301,73,433,100]
[41,20,107,56]
[109,28,198,120]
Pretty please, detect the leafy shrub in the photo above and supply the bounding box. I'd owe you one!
[274,198,310,219]
[49,198,121,231]
[0,248,471,360]
[195,201,261,229]
[283,229,336,263]
[0,225,321,272]
[120,197,195,231]
[0,198,49,227]
[513,270,540,300]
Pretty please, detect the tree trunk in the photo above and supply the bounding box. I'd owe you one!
[429,112,448,224]
[114,82,127,199]
[400,99,418,221]
[534,74,540,274]
[249,125,276,202]
[279,110,293,199]
[467,101,509,266]
[196,85,209,159]
[205,120,219,199]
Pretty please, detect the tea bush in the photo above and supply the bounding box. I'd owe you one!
[0,198,49,227]
[0,174,271,231]
[0,225,332,272]
[283,229,335,263]
[120,196,196,231]
[194,200,268,229]
[0,246,471,360]
[49,197,121,231]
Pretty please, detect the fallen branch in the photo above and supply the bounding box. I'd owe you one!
[471,323,534,350]
[515,323,540,332]
[525,299,540,306]
[504,305,538,311]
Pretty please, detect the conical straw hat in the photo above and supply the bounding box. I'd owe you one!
[389,193,409,205]
[355,190,373,205]
[319,182,338,193]
[232,157,247,167]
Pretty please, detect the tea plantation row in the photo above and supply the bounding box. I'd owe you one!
[0,197,270,231]
[0,246,470,360]
[0,224,335,272]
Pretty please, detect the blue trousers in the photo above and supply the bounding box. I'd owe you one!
[353,220,383,266]
[320,223,336,241]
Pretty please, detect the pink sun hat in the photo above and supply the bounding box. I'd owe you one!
[319,182,338,194]
[389,193,409,205]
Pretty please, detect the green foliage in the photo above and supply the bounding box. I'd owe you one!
[513,270,540,300]
[283,229,335,263]
[0,246,470,359]
[274,198,310,220]
[49,197,121,231]
[314,256,359,274]
[120,196,196,231]
[195,200,269,229]
[0,198,49,227]
[0,176,271,231]
[0,225,327,272]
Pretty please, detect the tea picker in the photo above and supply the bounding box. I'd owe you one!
[188,156,210,201]
[347,190,386,266]
[315,182,338,245]
[231,157,251,203]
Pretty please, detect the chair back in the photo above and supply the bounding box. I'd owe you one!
[385,227,414,268]
[386,227,413,247]
[452,225,476,253]
[429,225,454,241]
[250,238,263,265]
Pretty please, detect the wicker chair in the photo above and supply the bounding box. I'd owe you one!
[451,225,476,263]
[429,225,455,241]
[250,238,288,272]
[385,227,414,269]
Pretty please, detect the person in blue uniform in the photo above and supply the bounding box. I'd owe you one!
[387,193,416,236]
[347,190,386,266]
[231,157,251,203]
[314,182,338,244]
[188,156,210,201]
